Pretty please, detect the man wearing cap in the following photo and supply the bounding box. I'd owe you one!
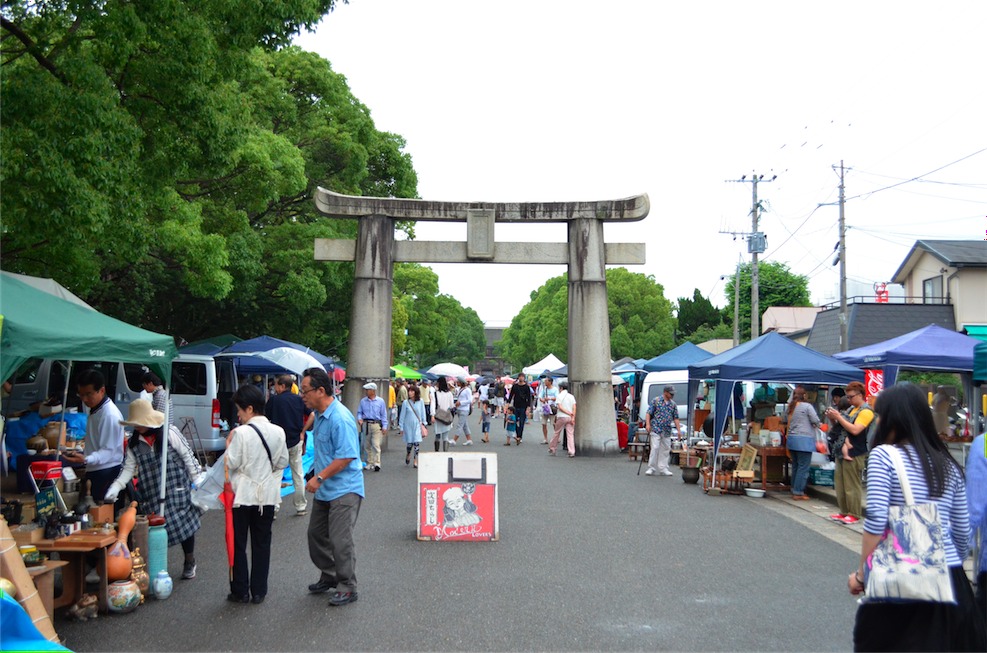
[356,382,388,472]
[645,385,681,477]
[266,374,312,515]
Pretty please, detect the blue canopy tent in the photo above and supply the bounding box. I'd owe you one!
[834,324,983,435]
[688,332,865,468]
[216,335,334,375]
[642,342,713,372]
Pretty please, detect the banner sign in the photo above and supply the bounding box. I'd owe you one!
[418,482,496,541]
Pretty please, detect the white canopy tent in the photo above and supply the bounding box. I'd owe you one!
[522,353,565,377]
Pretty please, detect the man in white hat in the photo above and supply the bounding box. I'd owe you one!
[356,382,388,472]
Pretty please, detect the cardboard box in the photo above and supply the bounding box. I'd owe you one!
[11,524,43,546]
[89,504,114,526]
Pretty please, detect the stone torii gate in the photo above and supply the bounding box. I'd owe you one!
[313,188,649,454]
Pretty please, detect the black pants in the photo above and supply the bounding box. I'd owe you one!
[231,505,274,599]
[514,407,528,441]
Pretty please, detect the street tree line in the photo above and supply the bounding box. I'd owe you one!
[497,262,810,368]
[1,1,485,364]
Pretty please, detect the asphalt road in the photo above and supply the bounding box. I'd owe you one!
[55,417,862,652]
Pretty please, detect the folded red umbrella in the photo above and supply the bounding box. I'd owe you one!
[218,464,235,581]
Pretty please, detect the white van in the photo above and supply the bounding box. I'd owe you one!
[638,370,690,427]
[169,354,238,454]
[4,354,236,454]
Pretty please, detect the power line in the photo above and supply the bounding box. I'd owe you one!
[845,147,987,201]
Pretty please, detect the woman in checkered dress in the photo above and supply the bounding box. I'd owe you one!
[104,399,203,580]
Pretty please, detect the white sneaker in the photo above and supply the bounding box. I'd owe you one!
[449,440,457,446]
[645,469,655,476]
[658,470,674,476]
[463,440,473,446]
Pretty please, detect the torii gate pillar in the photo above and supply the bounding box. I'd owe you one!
[314,189,649,455]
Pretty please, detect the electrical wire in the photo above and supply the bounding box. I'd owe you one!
[845,148,987,201]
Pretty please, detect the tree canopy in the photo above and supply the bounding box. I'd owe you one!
[0,1,479,363]
[677,288,723,336]
[499,268,676,368]
[723,261,811,340]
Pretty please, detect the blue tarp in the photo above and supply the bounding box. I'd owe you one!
[643,342,713,372]
[216,335,334,375]
[833,324,980,385]
[688,332,865,455]
[975,342,987,383]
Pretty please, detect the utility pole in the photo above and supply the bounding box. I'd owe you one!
[733,258,741,346]
[724,173,775,340]
[837,161,848,351]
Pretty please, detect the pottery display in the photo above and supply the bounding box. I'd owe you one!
[107,579,142,613]
[26,434,48,453]
[152,570,173,600]
[131,547,150,595]
[42,421,65,450]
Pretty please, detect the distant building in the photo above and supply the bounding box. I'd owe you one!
[475,326,508,376]
[804,239,987,354]
[890,239,987,340]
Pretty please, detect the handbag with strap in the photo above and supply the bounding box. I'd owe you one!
[863,445,956,604]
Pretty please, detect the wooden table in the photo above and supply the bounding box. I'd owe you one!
[751,446,791,491]
[36,530,117,613]
[27,559,69,624]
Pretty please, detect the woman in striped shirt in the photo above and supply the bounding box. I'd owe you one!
[848,382,985,652]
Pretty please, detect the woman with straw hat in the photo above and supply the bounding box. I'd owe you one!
[103,399,204,580]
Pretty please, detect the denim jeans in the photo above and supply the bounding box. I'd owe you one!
[790,449,813,495]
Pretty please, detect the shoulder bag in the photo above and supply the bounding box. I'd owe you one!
[434,392,454,425]
[863,445,956,604]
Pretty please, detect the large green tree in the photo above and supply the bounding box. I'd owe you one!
[677,288,723,336]
[1,3,421,362]
[499,268,676,367]
[723,261,811,340]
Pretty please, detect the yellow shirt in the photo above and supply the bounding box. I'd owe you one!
[388,385,396,409]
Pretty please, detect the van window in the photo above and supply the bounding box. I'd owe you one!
[645,382,689,408]
[172,362,207,396]
[123,363,148,392]
[12,359,41,385]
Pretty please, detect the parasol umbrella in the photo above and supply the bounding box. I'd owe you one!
[251,347,325,377]
[500,376,515,385]
[427,362,469,378]
[219,463,236,581]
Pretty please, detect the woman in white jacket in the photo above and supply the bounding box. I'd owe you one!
[225,385,288,605]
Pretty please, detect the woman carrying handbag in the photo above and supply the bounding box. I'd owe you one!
[847,383,985,652]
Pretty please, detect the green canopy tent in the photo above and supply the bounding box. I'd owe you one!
[390,364,423,380]
[0,271,178,513]
[0,271,176,382]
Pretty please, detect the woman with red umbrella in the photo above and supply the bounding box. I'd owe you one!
[225,385,288,604]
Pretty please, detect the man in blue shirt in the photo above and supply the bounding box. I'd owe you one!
[301,367,364,607]
[356,382,388,472]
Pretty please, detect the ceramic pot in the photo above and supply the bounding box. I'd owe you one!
[117,501,138,543]
[42,422,64,450]
[681,466,701,484]
[26,434,48,453]
[107,579,142,613]
[152,570,173,600]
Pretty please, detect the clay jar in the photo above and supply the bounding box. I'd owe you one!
[107,579,142,613]
[106,501,137,581]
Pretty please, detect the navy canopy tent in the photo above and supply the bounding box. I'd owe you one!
[688,332,865,456]
[833,324,979,385]
[216,336,334,375]
[643,342,713,372]
[834,324,983,436]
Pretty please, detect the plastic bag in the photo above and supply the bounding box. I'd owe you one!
[814,428,829,454]
[190,453,226,512]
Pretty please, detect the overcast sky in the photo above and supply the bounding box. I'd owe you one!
[295,1,986,328]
